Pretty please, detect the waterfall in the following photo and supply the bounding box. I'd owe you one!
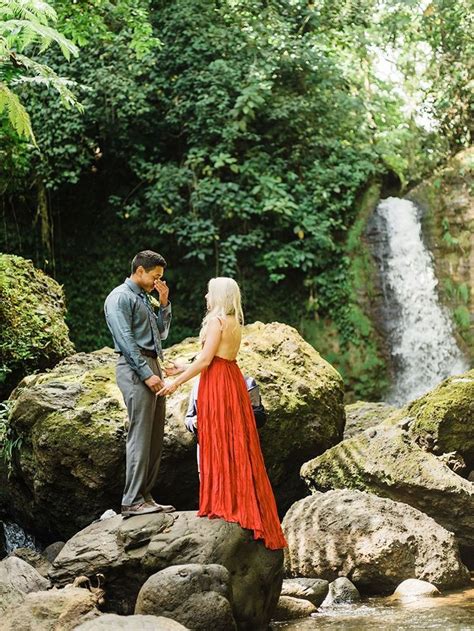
[1,520,39,554]
[370,197,468,405]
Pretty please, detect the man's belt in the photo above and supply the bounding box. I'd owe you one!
[118,348,157,359]
[139,348,157,358]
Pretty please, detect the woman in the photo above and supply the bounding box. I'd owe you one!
[158,277,287,550]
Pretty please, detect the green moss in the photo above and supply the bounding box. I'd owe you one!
[0,254,75,397]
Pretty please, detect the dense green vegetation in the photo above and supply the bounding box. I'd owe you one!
[0,0,472,399]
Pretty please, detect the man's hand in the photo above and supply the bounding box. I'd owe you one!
[157,379,179,396]
[154,279,169,306]
[164,361,186,377]
[145,374,165,393]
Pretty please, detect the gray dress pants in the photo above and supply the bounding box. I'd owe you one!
[116,355,165,506]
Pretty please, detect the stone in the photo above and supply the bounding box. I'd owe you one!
[344,400,398,439]
[301,424,474,560]
[400,371,474,469]
[8,547,52,577]
[5,321,344,540]
[283,490,470,594]
[75,614,189,630]
[49,510,283,631]
[135,564,236,631]
[0,254,74,400]
[0,555,50,593]
[321,577,360,606]
[43,541,66,563]
[392,578,440,600]
[0,580,25,615]
[1,586,101,631]
[280,577,329,607]
[273,596,317,620]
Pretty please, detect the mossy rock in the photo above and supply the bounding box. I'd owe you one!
[0,254,74,398]
[301,423,474,563]
[4,322,344,541]
[401,371,474,468]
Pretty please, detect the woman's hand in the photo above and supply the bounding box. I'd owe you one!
[164,361,187,377]
[157,379,179,396]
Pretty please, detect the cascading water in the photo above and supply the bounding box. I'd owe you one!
[370,197,468,405]
[1,520,39,554]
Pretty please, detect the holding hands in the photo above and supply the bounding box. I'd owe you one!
[158,379,179,396]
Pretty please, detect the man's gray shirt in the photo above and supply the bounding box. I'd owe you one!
[104,278,172,381]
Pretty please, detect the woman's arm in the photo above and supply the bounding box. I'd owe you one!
[157,318,222,396]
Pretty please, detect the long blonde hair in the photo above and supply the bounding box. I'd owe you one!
[199,277,244,343]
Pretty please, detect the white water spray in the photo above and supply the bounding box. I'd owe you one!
[374,197,468,405]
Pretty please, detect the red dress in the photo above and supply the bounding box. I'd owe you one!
[197,355,287,550]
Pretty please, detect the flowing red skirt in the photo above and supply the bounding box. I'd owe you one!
[197,356,287,550]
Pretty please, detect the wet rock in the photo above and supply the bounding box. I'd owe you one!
[283,490,470,594]
[75,614,189,630]
[322,577,360,605]
[274,595,317,620]
[0,556,50,593]
[392,578,440,600]
[135,564,236,630]
[280,578,329,606]
[49,511,283,631]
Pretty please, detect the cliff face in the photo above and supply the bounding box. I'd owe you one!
[408,148,474,362]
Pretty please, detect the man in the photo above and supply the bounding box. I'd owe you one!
[104,250,175,517]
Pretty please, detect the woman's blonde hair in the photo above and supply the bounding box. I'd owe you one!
[199,277,244,342]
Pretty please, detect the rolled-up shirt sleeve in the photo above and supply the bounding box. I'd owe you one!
[105,293,154,381]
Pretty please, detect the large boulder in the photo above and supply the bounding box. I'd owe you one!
[4,321,344,540]
[0,254,74,399]
[282,490,470,594]
[400,371,474,469]
[301,424,474,561]
[301,370,474,564]
[49,511,283,631]
[1,586,101,631]
[135,564,236,630]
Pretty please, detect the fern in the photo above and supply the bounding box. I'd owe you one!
[0,0,81,142]
[0,82,35,142]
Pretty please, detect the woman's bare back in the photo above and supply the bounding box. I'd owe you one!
[214,315,241,360]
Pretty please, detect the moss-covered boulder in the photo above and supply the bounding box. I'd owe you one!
[400,371,474,468]
[0,254,74,399]
[301,424,474,562]
[4,322,344,540]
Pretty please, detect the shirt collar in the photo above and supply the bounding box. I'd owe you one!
[125,278,144,295]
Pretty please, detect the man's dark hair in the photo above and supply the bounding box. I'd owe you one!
[131,250,167,273]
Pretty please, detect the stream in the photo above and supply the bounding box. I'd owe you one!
[272,584,474,630]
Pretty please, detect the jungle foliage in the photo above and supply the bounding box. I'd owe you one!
[0,0,472,399]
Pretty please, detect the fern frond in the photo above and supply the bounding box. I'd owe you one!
[0,20,79,59]
[0,81,36,143]
[0,0,57,25]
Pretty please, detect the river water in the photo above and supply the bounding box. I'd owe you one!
[272,585,474,630]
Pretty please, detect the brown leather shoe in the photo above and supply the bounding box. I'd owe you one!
[121,502,160,517]
[146,498,176,513]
